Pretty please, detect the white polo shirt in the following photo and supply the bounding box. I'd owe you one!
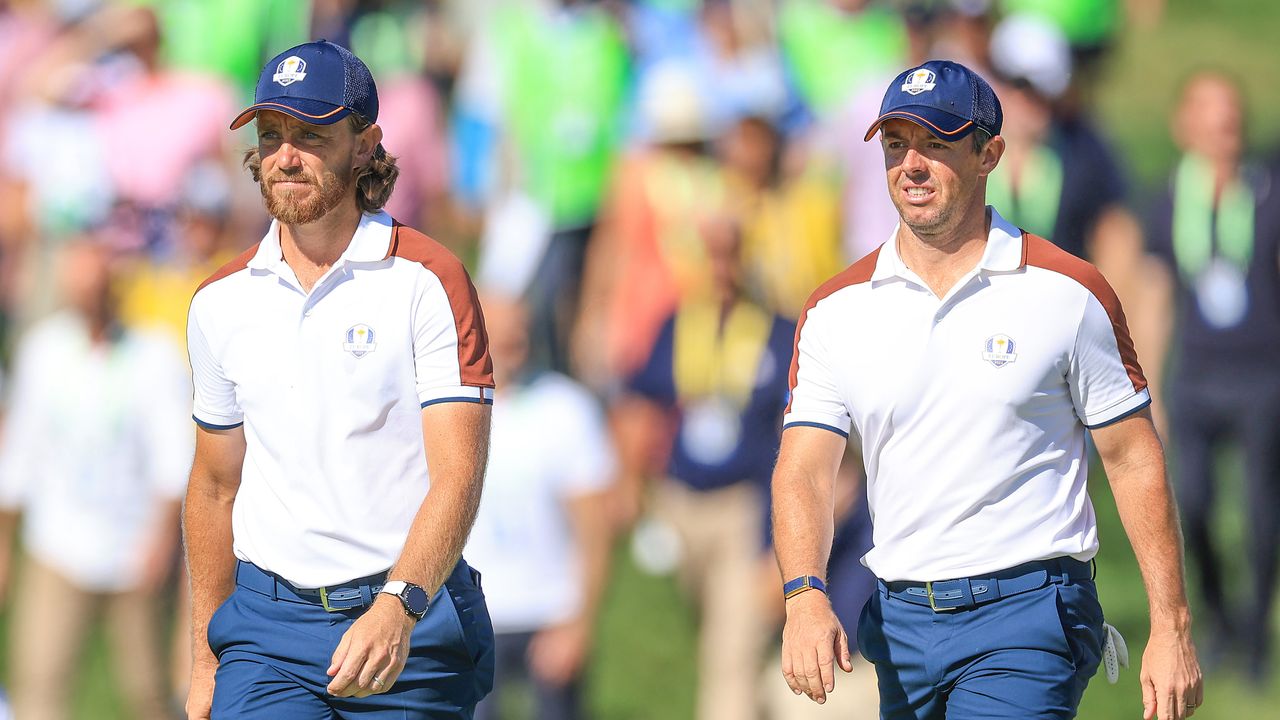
[188,211,494,588]
[784,208,1149,582]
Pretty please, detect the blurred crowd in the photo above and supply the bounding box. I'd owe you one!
[0,0,1276,719]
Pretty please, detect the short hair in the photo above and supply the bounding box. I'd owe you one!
[971,127,993,154]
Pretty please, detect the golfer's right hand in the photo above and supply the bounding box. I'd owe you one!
[781,589,853,704]
[187,657,217,720]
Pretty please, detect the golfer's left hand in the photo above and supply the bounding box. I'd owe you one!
[327,596,415,697]
[1140,627,1202,720]
[781,589,853,705]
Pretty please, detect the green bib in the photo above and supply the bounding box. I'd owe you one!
[1172,153,1255,279]
[987,144,1064,240]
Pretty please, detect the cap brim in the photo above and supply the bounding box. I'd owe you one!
[863,108,976,142]
[229,98,352,130]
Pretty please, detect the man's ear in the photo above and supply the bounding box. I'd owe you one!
[977,134,1006,178]
[356,123,383,166]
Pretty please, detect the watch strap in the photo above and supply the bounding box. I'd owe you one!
[783,575,827,599]
[380,580,408,597]
[379,580,428,619]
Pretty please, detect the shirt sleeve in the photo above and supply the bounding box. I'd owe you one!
[782,302,852,438]
[414,265,495,407]
[187,295,243,429]
[1069,292,1151,428]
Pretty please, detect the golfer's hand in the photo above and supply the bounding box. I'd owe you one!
[1141,627,1202,720]
[186,656,217,720]
[327,596,415,697]
[781,590,853,704]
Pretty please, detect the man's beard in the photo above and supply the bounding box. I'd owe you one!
[260,166,352,225]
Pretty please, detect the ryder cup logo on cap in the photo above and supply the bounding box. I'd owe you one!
[230,40,378,131]
[902,68,937,95]
[864,60,1002,143]
[272,56,308,86]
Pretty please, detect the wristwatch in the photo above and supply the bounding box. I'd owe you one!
[379,580,430,620]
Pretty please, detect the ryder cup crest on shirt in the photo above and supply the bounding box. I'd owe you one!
[901,68,937,95]
[982,334,1018,368]
[273,56,308,86]
[344,324,377,357]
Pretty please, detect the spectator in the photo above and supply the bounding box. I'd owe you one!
[816,1,976,263]
[0,0,59,346]
[1143,71,1280,683]
[923,0,997,73]
[627,0,790,140]
[615,214,794,720]
[348,3,452,238]
[986,13,1146,309]
[0,8,120,331]
[0,0,57,134]
[466,293,617,720]
[90,5,236,254]
[574,61,725,389]
[109,158,239,711]
[117,160,237,346]
[455,0,630,373]
[778,0,907,119]
[0,238,192,720]
[133,0,310,99]
[720,115,844,319]
[999,0,1122,71]
[987,14,1134,258]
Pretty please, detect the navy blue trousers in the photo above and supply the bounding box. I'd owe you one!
[857,576,1105,719]
[208,560,495,718]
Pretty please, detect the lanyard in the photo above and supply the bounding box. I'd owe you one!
[673,299,772,409]
[986,143,1063,240]
[1172,153,1255,279]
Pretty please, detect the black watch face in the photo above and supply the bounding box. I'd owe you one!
[404,586,429,617]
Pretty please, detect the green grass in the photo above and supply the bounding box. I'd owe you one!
[588,549,699,719]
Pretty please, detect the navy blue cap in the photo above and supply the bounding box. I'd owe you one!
[230,40,378,130]
[863,60,1002,142]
